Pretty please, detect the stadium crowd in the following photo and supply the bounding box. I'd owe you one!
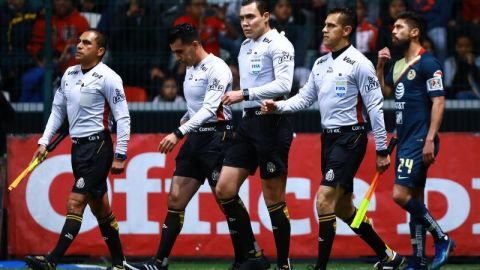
[1,0,479,102]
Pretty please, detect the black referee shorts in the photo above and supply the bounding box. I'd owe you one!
[223,109,293,179]
[71,131,113,198]
[321,127,367,193]
[174,123,233,186]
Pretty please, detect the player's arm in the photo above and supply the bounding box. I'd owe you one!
[357,61,390,173]
[249,42,295,100]
[103,73,131,174]
[159,67,232,153]
[376,47,394,97]
[262,67,318,114]
[36,76,68,162]
[422,59,446,165]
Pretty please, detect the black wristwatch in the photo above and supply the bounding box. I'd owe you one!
[114,153,127,161]
[376,149,389,157]
[242,88,250,101]
[173,128,184,139]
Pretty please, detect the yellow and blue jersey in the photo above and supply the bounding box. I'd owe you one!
[386,48,445,148]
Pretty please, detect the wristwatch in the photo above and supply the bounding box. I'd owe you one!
[114,153,127,161]
[174,128,184,139]
[242,88,250,101]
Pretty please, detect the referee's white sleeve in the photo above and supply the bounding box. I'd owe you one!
[38,83,67,146]
[277,70,318,113]
[356,62,387,151]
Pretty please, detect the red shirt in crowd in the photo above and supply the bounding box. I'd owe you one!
[174,15,225,56]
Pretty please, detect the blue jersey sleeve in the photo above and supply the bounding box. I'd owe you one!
[420,55,446,98]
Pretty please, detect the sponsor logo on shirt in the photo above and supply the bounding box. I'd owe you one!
[327,67,333,73]
[318,56,328,64]
[92,72,103,79]
[113,89,126,104]
[200,64,208,72]
[364,76,380,92]
[247,49,253,55]
[262,37,272,43]
[407,69,416,80]
[278,51,294,64]
[68,70,79,75]
[395,82,405,100]
[343,56,356,65]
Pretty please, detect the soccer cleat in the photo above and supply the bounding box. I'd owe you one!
[238,253,270,270]
[25,255,56,270]
[124,258,167,270]
[275,265,292,270]
[373,251,406,270]
[228,261,242,270]
[403,257,428,270]
[432,236,455,270]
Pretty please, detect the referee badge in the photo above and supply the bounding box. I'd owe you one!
[325,169,335,181]
[76,177,85,189]
[267,162,276,173]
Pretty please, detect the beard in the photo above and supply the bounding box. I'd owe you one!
[392,37,410,53]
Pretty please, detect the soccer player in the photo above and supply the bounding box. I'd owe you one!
[217,0,295,269]
[376,11,455,270]
[124,24,265,270]
[25,29,130,270]
[262,8,405,270]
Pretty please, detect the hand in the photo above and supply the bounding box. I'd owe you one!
[422,139,435,166]
[377,47,391,66]
[261,99,277,114]
[158,133,180,153]
[32,145,47,163]
[376,154,390,174]
[221,90,244,106]
[111,159,126,174]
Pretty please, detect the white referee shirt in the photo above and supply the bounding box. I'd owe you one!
[238,29,295,109]
[39,62,131,155]
[178,53,233,135]
[276,45,387,151]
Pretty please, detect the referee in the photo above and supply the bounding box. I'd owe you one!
[262,8,405,270]
[25,30,130,270]
[124,24,265,270]
[218,1,295,269]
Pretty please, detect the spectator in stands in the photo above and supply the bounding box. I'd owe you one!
[28,0,90,73]
[109,0,168,93]
[79,0,106,28]
[407,0,454,63]
[227,59,240,91]
[152,77,184,103]
[355,0,378,60]
[444,35,480,99]
[377,0,407,55]
[421,36,436,56]
[0,90,15,184]
[174,0,226,57]
[0,0,37,101]
[270,0,307,67]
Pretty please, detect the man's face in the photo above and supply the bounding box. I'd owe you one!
[189,0,207,19]
[322,13,349,49]
[389,0,406,20]
[274,2,292,23]
[161,79,178,101]
[170,39,197,66]
[391,19,413,48]
[239,2,269,40]
[75,31,103,64]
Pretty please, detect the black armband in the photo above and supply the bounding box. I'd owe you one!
[174,128,184,139]
[376,149,389,157]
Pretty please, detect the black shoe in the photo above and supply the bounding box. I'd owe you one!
[238,253,270,270]
[373,251,406,270]
[228,261,242,270]
[25,256,56,270]
[124,258,167,270]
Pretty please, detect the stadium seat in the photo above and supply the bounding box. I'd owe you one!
[123,86,147,102]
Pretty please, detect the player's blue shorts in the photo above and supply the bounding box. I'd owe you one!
[395,139,439,188]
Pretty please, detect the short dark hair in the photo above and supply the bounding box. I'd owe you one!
[328,7,357,36]
[396,11,425,37]
[86,29,107,58]
[168,23,200,45]
[241,0,268,15]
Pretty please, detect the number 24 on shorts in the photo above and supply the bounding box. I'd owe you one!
[398,158,413,174]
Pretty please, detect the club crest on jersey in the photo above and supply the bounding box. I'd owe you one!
[407,69,416,80]
[335,76,347,97]
[325,169,334,181]
[76,177,85,189]
[113,89,126,104]
[395,82,405,100]
[267,162,276,173]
